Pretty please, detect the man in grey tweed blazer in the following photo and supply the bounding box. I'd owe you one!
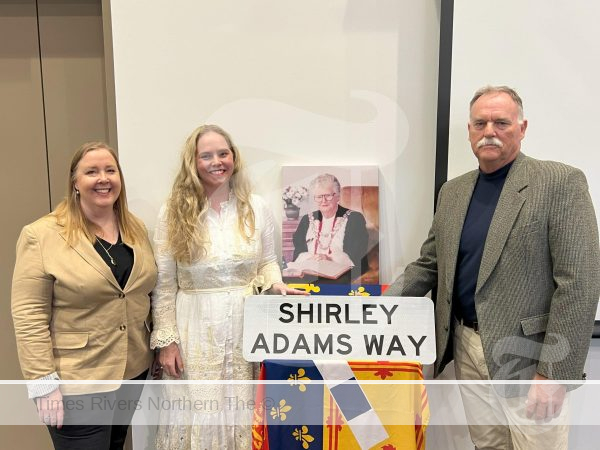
[387,86,600,449]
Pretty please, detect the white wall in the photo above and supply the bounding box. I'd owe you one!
[109,0,441,285]
[109,1,600,448]
[447,1,600,448]
[448,0,600,321]
[109,2,441,448]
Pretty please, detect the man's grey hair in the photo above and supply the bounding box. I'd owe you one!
[310,173,341,194]
[470,85,524,121]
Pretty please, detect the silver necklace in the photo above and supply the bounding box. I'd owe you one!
[96,238,116,266]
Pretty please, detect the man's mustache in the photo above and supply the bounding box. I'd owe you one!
[477,137,503,148]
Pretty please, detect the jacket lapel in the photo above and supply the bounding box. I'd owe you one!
[59,230,121,291]
[123,238,143,292]
[476,153,529,293]
[445,171,478,292]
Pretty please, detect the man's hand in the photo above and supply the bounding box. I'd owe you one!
[36,388,64,428]
[158,342,184,378]
[526,373,566,420]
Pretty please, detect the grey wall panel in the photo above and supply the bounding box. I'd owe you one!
[38,0,109,208]
[0,0,50,382]
[0,1,111,447]
[0,3,54,449]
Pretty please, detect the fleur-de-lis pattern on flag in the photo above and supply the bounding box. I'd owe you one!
[253,360,429,450]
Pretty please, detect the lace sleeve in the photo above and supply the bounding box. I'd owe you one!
[150,206,180,349]
[255,196,282,291]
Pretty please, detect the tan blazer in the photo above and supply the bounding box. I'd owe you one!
[11,214,158,395]
[387,153,600,384]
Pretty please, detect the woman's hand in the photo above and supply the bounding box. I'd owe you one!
[151,351,164,380]
[158,342,184,378]
[268,282,309,296]
[310,254,331,262]
[36,388,63,428]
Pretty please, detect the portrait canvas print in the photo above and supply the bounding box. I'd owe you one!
[281,165,379,287]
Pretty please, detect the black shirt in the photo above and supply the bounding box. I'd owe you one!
[453,161,513,322]
[94,235,134,289]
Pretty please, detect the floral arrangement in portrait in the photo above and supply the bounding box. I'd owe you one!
[282,185,308,208]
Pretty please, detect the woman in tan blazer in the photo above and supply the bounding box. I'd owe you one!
[11,142,157,450]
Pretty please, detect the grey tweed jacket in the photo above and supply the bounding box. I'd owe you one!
[386,152,600,382]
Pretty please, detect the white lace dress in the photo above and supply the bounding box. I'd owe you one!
[151,194,282,450]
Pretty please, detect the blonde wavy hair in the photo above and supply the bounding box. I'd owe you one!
[166,124,255,263]
[52,142,146,245]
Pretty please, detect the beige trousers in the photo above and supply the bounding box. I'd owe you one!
[453,321,569,450]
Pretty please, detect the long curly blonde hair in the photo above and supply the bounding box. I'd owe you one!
[53,142,146,245]
[166,124,256,263]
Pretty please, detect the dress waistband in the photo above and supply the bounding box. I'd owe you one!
[180,285,250,294]
[180,275,266,295]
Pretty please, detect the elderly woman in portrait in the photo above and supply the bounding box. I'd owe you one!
[152,124,303,449]
[290,173,369,283]
[11,142,157,449]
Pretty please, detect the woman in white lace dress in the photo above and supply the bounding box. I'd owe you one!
[151,124,303,449]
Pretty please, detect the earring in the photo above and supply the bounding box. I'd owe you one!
[75,188,80,196]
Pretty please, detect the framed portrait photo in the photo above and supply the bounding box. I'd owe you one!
[281,166,379,291]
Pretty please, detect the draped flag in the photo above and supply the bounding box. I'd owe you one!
[253,361,325,450]
[253,360,429,450]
